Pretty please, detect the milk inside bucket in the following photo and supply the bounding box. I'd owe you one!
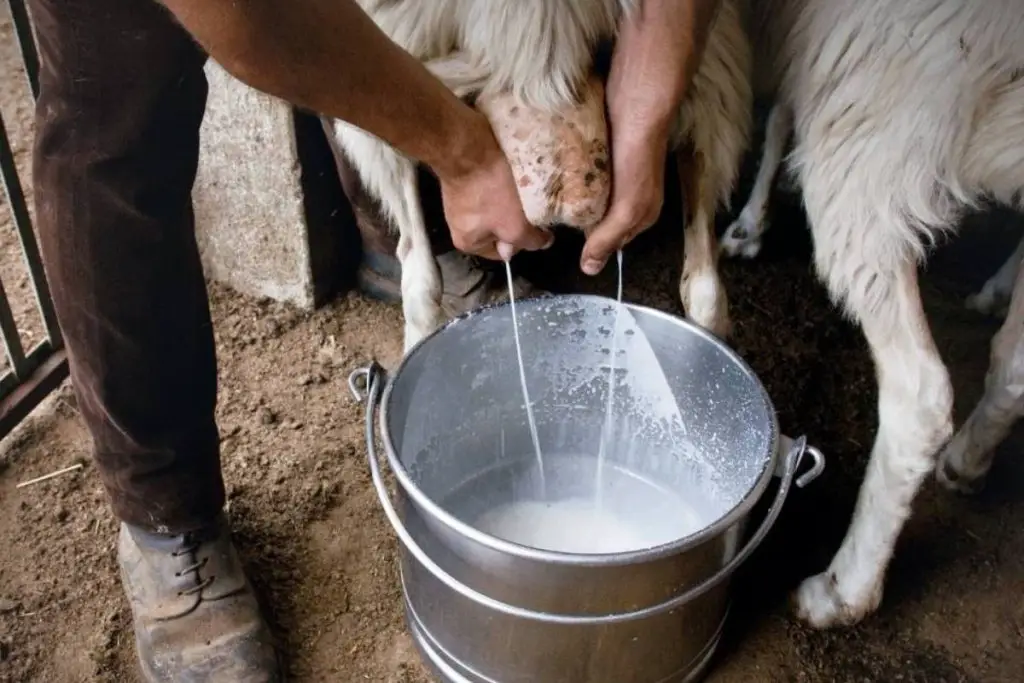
[350,294,825,683]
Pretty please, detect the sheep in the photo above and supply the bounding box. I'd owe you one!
[326,0,753,352]
[727,0,1024,628]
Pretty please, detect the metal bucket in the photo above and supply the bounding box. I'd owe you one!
[350,294,824,683]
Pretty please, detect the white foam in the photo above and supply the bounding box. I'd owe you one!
[474,494,702,554]
[475,499,640,553]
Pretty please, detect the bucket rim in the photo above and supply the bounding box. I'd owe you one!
[380,292,780,567]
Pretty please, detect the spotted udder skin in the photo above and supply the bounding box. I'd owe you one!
[477,74,611,230]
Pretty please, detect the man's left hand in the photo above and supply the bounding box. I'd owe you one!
[579,124,669,276]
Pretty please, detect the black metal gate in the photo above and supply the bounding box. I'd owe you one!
[0,0,69,438]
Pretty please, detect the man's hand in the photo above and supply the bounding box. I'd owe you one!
[438,113,554,261]
[579,0,721,275]
[580,124,668,276]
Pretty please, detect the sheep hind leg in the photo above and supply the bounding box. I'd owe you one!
[793,181,953,628]
[939,244,1024,492]
[330,121,443,353]
[721,102,792,259]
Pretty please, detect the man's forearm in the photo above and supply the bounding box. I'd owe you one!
[609,0,722,140]
[160,0,487,181]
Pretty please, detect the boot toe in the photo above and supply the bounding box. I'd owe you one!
[138,598,280,682]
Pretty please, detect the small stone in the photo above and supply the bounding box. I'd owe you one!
[258,407,277,426]
[0,598,17,614]
[298,374,313,387]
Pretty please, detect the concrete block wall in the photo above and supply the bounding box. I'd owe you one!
[192,61,354,310]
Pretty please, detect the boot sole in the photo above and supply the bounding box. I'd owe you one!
[134,633,285,683]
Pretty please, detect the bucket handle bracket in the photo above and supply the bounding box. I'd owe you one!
[348,363,376,403]
[778,434,826,489]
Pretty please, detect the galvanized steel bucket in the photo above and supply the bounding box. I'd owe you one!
[350,294,824,683]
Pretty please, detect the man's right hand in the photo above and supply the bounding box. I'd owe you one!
[159,0,551,262]
[438,114,554,262]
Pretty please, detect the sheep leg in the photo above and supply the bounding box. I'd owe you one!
[329,120,443,353]
[938,254,1024,492]
[721,102,791,259]
[793,177,953,628]
[676,147,731,338]
[965,233,1024,318]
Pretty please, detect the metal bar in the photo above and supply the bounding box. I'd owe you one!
[6,0,40,99]
[0,339,52,399]
[0,272,28,377]
[0,111,63,348]
[0,1,69,439]
[0,369,18,397]
[0,348,68,439]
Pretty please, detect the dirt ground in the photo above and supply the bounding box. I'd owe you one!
[2,8,1024,683]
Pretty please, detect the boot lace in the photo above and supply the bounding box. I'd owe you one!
[172,535,215,597]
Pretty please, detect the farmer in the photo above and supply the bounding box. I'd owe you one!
[28,0,720,679]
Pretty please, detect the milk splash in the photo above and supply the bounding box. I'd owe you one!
[505,260,546,498]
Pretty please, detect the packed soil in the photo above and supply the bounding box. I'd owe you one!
[2,8,1024,683]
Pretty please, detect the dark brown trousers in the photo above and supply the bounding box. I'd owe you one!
[27,0,399,533]
[29,0,218,533]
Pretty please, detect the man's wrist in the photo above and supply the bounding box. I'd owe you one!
[605,0,723,149]
[610,99,675,151]
[424,108,499,184]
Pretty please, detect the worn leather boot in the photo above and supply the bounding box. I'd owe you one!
[118,517,280,682]
[359,248,539,316]
[322,118,540,314]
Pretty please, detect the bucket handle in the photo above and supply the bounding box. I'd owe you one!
[349,362,825,626]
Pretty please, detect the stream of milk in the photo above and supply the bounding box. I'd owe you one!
[493,251,711,553]
[504,251,624,506]
[505,260,546,498]
[595,250,624,510]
